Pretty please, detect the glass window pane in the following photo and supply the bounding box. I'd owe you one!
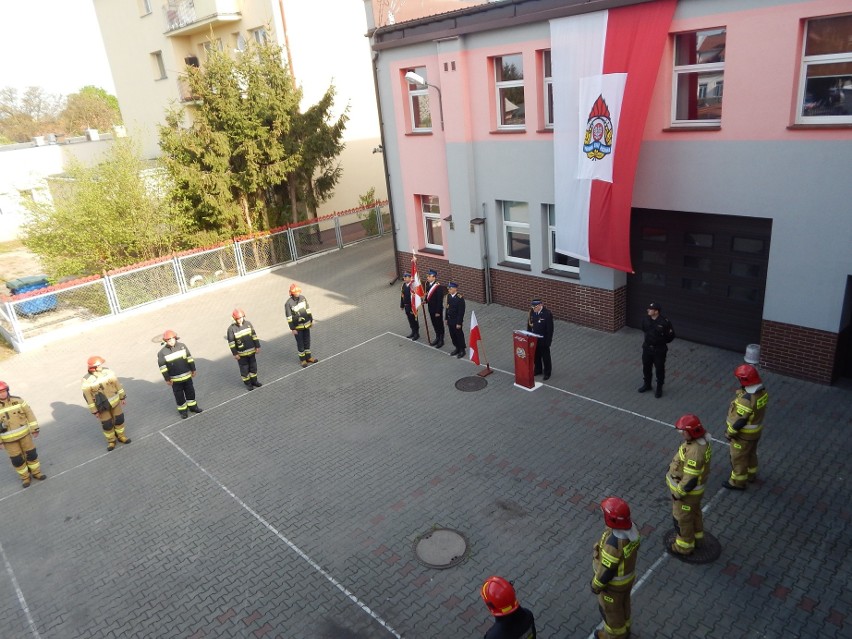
[682,278,711,294]
[683,255,712,271]
[502,201,529,223]
[642,249,666,265]
[732,237,764,253]
[412,95,431,128]
[802,64,852,117]
[545,82,554,126]
[543,50,552,78]
[497,54,523,81]
[642,227,666,242]
[675,29,726,65]
[675,72,724,120]
[507,230,530,260]
[547,206,555,226]
[685,232,713,248]
[551,231,579,267]
[805,15,852,56]
[730,262,761,278]
[641,272,666,286]
[499,86,525,125]
[728,285,759,302]
[426,218,442,246]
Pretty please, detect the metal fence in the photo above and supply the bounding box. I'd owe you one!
[1,202,389,351]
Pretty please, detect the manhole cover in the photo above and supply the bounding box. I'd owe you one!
[151,333,165,343]
[663,529,721,564]
[455,376,488,392]
[413,528,469,569]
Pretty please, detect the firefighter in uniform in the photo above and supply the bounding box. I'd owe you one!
[445,282,466,358]
[285,283,318,368]
[82,356,131,451]
[0,381,47,488]
[527,299,554,380]
[400,272,420,341]
[591,497,640,639]
[424,269,446,348]
[227,308,263,390]
[157,330,202,419]
[480,576,536,639]
[666,414,712,555]
[724,364,768,490]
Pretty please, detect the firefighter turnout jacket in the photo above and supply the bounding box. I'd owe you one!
[592,527,640,593]
[158,341,196,382]
[726,386,769,441]
[227,320,261,357]
[667,438,712,498]
[285,295,313,330]
[82,368,126,415]
[0,395,39,443]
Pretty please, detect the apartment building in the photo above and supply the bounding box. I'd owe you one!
[92,0,386,214]
[366,0,852,383]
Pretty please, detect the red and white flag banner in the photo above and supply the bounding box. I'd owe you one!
[410,259,424,316]
[551,0,676,272]
[468,311,482,365]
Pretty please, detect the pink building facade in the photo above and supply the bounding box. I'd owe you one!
[366,0,852,383]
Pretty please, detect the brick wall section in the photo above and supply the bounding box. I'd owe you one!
[397,252,625,331]
[760,320,838,384]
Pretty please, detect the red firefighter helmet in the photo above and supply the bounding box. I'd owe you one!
[289,283,301,296]
[600,497,632,530]
[734,364,761,386]
[675,414,706,439]
[87,356,105,372]
[163,330,178,341]
[480,576,519,617]
[232,308,245,320]
[0,381,8,393]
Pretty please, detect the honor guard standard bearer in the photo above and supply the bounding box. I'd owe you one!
[158,330,202,419]
[480,576,536,639]
[0,381,47,488]
[591,498,640,639]
[82,356,131,451]
[446,282,466,358]
[666,414,712,556]
[724,364,768,490]
[424,269,446,348]
[400,272,420,341]
[227,308,263,390]
[285,283,318,367]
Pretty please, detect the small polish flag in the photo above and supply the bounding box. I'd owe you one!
[468,311,482,365]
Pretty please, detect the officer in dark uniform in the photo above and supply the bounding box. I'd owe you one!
[637,301,675,398]
[527,299,554,380]
[424,269,446,348]
[445,282,466,358]
[400,272,420,340]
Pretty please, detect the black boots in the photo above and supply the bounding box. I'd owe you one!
[411,332,419,341]
[637,382,652,393]
[655,383,663,398]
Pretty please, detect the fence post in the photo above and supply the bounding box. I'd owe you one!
[287,228,298,261]
[334,216,344,248]
[103,274,121,315]
[375,204,384,236]
[233,240,247,277]
[5,300,25,349]
[173,256,188,294]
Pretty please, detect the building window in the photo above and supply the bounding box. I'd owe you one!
[501,201,530,263]
[420,195,442,250]
[234,32,248,52]
[543,50,554,128]
[250,27,269,45]
[152,51,167,80]
[797,14,852,124]
[406,67,432,132]
[671,28,725,125]
[495,54,525,128]
[546,205,579,273]
[201,39,224,57]
[140,0,152,16]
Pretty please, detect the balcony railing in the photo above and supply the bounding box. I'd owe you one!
[163,0,241,35]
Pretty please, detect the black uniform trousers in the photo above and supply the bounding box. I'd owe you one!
[642,344,667,385]
[294,329,312,360]
[404,306,419,334]
[448,324,466,354]
[237,354,258,382]
[534,343,552,377]
[171,379,197,412]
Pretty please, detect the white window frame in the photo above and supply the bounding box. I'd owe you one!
[406,66,432,132]
[250,27,269,46]
[420,195,443,250]
[152,51,167,80]
[234,32,248,53]
[495,54,525,130]
[545,204,579,274]
[543,49,554,129]
[140,0,153,16]
[795,14,852,125]
[500,200,530,264]
[670,28,725,127]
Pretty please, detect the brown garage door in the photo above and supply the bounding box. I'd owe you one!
[627,209,771,352]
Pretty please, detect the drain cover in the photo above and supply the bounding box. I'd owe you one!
[413,528,469,569]
[455,376,488,392]
[663,529,721,564]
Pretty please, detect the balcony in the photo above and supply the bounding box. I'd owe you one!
[164,0,241,36]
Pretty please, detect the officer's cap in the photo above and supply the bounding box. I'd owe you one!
[448,282,458,289]
[647,302,662,311]
[427,269,437,276]
[531,299,542,307]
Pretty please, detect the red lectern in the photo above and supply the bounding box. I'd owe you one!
[513,330,538,389]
